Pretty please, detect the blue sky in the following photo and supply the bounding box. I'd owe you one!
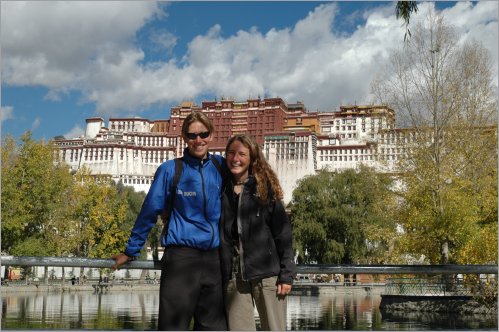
[1,1,497,141]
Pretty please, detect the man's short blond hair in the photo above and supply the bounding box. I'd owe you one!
[181,112,214,137]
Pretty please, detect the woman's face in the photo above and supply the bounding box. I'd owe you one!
[226,140,251,180]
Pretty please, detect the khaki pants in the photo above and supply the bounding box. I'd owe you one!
[224,274,287,331]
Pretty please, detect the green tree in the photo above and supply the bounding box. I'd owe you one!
[1,135,23,252]
[69,171,131,258]
[372,11,498,264]
[290,166,397,264]
[1,132,74,256]
[1,133,143,261]
[147,222,163,261]
[115,180,146,230]
[115,181,151,259]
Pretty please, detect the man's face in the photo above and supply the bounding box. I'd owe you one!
[183,121,213,159]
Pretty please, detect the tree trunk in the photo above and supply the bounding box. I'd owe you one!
[440,241,449,264]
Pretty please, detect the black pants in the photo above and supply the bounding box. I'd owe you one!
[158,246,227,331]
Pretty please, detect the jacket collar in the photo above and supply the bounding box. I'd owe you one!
[182,147,211,166]
[233,175,275,202]
[230,174,256,188]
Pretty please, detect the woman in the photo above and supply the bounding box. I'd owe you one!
[220,134,296,331]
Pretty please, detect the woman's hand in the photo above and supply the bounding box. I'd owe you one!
[277,283,292,296]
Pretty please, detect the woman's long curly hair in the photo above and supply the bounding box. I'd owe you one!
[225,134,283,202]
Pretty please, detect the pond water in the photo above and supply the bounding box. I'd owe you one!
[1,290,497,330]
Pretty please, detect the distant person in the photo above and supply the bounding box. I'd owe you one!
[220,134,296,330]
[111,111,227,331]
[153,272,158,285]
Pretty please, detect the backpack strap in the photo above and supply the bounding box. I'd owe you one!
[210,155,222,174]
[169,157,184,212]
[210,154,228,191]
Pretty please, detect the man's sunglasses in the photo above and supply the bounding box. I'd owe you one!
[186,131,210,140]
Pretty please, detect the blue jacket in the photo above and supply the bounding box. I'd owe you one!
[124,149,225,257]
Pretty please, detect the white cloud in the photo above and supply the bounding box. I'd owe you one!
[1,106,14,123]
[150,29,178,55]
[31,117,41,131]
[64,125,85,139]
[1,1,161,88]
[442,1,498,81]
[1,1,497,117]
[183,3,403,111]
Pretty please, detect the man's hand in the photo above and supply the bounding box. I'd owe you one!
[277,283,292,296]
[111,253,133,271]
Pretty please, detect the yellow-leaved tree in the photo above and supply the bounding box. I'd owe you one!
[372,10,497,265]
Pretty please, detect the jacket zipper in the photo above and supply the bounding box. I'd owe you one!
[200,159,215,249]
[237,187,247,280]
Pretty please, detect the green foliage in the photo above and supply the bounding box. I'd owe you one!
[395,1,418,41]
[147,222,163,260]
[457,222,498,265]
[116,180,146,228]
[391,90,498,265]
[1,132,74,255]
[66,170,135,258]
[1,135,24,251]
[115,181,148,258]
[290,166,397,264]
[391,126,497,265]
[372,12,498,265]
[1,132,146,260]
[474,279,498,311]
[11,236,54,257]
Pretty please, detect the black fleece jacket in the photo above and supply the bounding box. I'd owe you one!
[220,176,296,284]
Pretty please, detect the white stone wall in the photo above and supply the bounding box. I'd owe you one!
[268,153,315,205]
[265,134,317,204]
[85,119,104,138]
[55,117,181,194]
[56,108,404,201]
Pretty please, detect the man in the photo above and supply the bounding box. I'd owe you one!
[112,112,227,331]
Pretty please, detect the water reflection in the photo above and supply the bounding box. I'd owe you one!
[287,293,388,330]
[2,291,158,330]
[287,292,497,330]
[1,291,497,330]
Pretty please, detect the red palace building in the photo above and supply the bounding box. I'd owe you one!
[167,97,309,150]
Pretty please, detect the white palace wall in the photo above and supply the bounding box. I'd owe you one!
[266,136,317,204]
[54,107,404,205]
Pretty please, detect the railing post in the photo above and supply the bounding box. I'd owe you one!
[44,266,49,286]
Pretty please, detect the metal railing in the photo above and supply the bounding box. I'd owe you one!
[1,255,497,275]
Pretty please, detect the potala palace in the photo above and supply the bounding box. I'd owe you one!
[53,97,406,204]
